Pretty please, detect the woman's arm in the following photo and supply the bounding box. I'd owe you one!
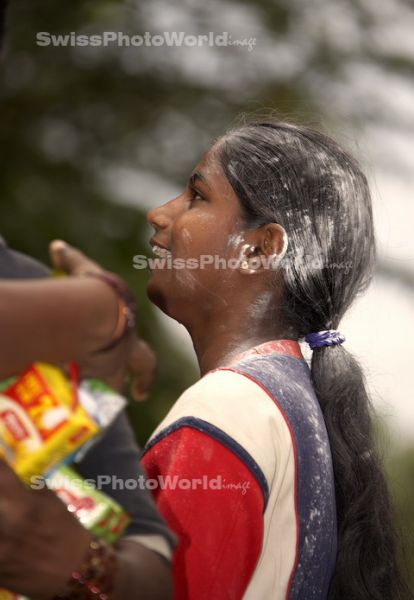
[0,276,120,378]
[0,240,125,378]
[0,240,148,391]
[0,460,171,600]
[112,539,171,600]
[141,426,265,598]
[0,242,171,597]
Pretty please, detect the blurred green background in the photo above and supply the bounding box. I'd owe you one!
[1,0,413,586]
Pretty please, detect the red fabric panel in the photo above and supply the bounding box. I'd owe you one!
[142,426,265,599]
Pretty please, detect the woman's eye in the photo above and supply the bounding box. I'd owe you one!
[188,187,204,206]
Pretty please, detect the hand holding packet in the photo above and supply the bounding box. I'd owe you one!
[0,364,129,600]
[0,362,126,481]
[0,464,130,600]
[47,465,131,544]
[0,362,98,482]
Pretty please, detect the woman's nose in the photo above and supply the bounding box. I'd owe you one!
[147,203,171,233]
[147,196,184,233]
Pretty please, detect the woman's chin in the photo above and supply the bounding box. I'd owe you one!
[146,279,167,311]
[147,280,189,326]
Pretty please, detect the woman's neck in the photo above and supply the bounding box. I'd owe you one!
[189,316,297,376]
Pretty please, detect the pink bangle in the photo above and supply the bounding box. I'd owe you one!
[54,538,117,600]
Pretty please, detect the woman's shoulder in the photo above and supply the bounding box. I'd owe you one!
[145,368,294,485]
[150,367,288,431]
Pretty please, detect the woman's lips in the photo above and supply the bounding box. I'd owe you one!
[151,244,172,258]
[149,236,172,257]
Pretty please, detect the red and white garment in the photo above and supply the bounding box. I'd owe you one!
[141,340,337,599]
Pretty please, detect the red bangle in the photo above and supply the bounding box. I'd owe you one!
[86,271,136,352]
[54,538,117,600]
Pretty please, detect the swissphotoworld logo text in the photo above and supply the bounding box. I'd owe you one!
[35,31,257,52]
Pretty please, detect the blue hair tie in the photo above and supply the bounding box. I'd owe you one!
[304,330,345,350]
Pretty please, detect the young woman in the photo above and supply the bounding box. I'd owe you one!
[141,120,411,599]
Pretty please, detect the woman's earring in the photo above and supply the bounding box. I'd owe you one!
[240,244,256,257]
[239,244,259,273]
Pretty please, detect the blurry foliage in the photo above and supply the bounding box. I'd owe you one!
[374,418,414,589]
[386,444,414,590]
[0,0,413,584]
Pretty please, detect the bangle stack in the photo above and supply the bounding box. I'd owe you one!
[54,538,117,600]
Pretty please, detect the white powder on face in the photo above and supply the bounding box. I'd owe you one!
[175,267,197,291]
[202,165,222,178]
[226,232,245,250]
[175,268,229,308]
[181,228,193,245]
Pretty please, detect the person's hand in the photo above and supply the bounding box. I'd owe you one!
[128,338,157,402]
[0,459,91,599]
[49,240,156,401]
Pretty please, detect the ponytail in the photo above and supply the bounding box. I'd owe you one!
[312,345,412,599]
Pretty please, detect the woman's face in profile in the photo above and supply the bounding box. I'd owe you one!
[146,148,248,325]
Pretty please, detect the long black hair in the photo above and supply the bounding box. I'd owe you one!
[215,119,412,599]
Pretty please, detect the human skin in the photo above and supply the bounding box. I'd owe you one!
[0,461,171,600]
[0,276,121,378]
[0,241,156,399]
[146,145,296,376]
[0,243,170,599]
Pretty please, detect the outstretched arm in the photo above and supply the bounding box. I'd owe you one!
[0,241,156,400]
[0,241,121,378]
[0,275,120,378]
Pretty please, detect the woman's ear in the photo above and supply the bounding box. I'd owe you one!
[239,224,288,275]
[262,223,288,257]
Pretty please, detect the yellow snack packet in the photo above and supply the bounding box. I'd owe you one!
[0,363,99,483]
[0,591,27,600]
